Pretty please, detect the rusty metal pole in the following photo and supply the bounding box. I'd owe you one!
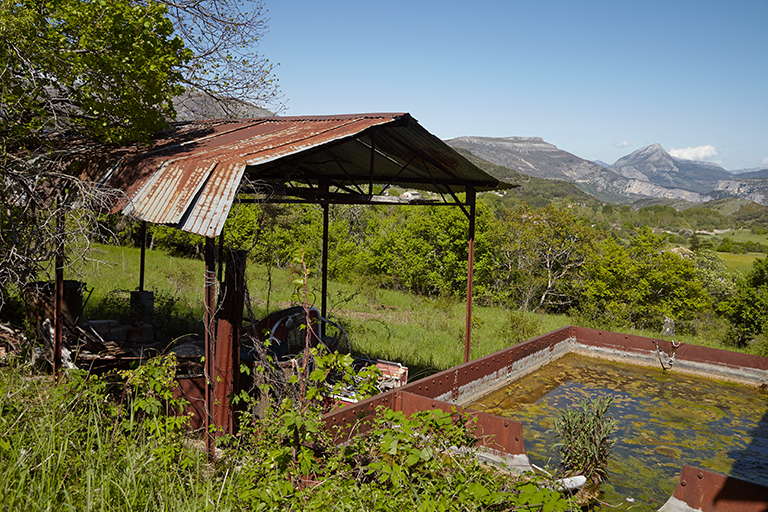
[204,237,216,459]
[321,203,329,335]
[213,249,246,436]
[53,206,64,381]
[464,188,476,364]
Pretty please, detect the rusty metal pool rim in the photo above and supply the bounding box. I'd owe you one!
[318,326,768,512]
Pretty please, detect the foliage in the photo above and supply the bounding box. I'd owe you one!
[0,0,281,311]
[1,0,188,147]
[232,401,573,511]
[499,309,543,345]
[118,354,194,466]
[0,167,120,310]
[2,352,577,511]
[481,204,599,312]
[160,0,281,109]
[365,202,490,298]
[690,249,739,307]
[579,228,710,332]
[1,0,188,307]
[305,348,381,404]
[0,364,209,510]
[554,395,617,487]
[150,224,207,258]
[718,257,768,346]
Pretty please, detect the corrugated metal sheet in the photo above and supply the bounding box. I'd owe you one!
[106,113,512,237]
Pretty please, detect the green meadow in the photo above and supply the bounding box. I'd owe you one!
[70,243,755,380]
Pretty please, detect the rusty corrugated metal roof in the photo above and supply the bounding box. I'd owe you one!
[105,113,512,237]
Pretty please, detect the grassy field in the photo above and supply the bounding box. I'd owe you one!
[77,244,575,377]
[72,243,754,380]
[718,252,765,274]
[691,229,766,273]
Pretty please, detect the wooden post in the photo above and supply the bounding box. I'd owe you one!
[204,237,216,459]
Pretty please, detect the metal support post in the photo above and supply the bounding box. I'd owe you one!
[464,188,476,364]
[321,203,329,336]
[213,249,246,437]
[54,207,64,381]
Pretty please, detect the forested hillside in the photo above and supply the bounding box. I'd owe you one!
[454,148,601,208]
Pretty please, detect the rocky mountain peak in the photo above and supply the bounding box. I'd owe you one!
[609,143,731,194]
[614,143,671,166]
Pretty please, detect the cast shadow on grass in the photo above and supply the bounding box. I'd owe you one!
[84,289,204,351]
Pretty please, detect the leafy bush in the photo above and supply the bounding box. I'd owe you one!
[718,257,768,347]
[554,395,617,488]
[579,228,709,332]
[500,309,543,345]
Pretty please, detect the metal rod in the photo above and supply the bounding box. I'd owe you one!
[139,221,147,292]
[217,228,225,291]
[321,203,329,336]
[54,208,64,381]
[464,188,476,364]
[204,237,216,460]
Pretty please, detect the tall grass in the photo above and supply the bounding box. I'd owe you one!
[0,367,231,511]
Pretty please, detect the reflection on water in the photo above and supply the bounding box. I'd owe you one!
[472,353,768,511]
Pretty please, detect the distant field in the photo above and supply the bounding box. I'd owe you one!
[718,252,764,274]
[693,229,766,272]
[696,229,768,245]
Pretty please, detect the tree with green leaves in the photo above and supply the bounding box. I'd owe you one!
[718,257,768,346]
[482,204,599,312]
[579,228,710,332]
[1,0,190,309]
[0,0,280,310]
[1,0,189,146]
[366,203,488,297]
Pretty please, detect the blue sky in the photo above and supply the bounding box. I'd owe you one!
[258,0,768,171]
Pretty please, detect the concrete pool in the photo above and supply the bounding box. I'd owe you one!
[322,326,768,511]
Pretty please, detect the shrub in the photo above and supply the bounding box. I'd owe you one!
[500,309,543,345]
[554,395,617,488]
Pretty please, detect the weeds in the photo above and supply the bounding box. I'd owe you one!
[554,395,617,489]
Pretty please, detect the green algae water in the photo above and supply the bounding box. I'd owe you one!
[472,353,768,511]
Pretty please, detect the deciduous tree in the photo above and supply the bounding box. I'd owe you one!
[580,228,709,331]
[482,204,598,312]
[0,0,280,310]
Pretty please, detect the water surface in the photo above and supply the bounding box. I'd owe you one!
[472,353,768,511]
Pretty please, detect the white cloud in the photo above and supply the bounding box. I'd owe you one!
[668,145,720,161]
[762,156,768,165]
[613,141,630,148]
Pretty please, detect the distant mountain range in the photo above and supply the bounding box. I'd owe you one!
[446,136,768,206]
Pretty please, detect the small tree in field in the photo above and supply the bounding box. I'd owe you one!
[483,204,599,312]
